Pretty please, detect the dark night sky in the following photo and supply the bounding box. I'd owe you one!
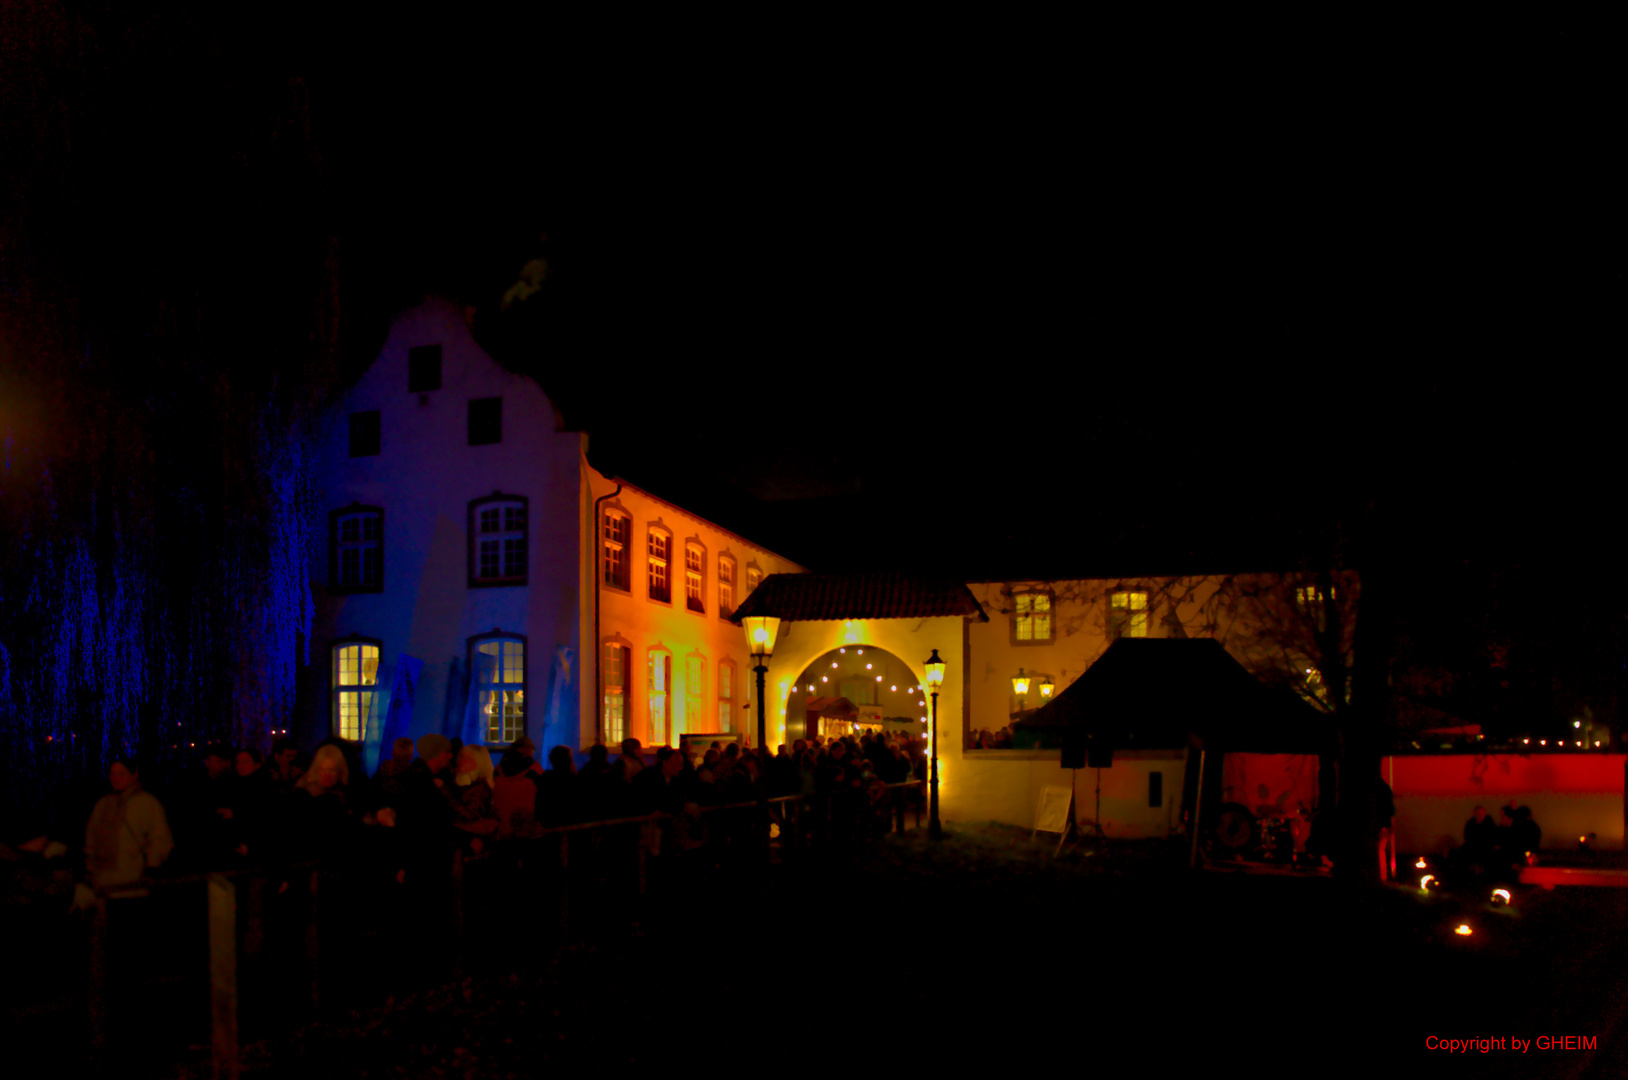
[4,7,1622,628]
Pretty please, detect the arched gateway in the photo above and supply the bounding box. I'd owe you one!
[728,569,986,760]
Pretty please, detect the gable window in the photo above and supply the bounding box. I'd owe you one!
[648,648,671,745]
[603,642,628,744]
[349,410,381,457]
[408,344,442,392]
[685,544,705,614]
[648,530,671,603]
[718,557,735,619]
[603,511,631,590]
[330,507,384,592]
[746,566,762,594]
[685,655,706,736]
[1012,589,1054,644]
[469,495,527,587]
[332,639,381,741]
[468,397,502,445]
[1109,590,1149,640]
[472,634,525,745]
[718,660,735,732]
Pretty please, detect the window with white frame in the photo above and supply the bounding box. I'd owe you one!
[473,635,525,744]
[471,496,526,585]
[648,648,671,744]
[331,507,383,591]
[648,530,671,603]
[718,557,735,618]
[685,655,705,734]
[746,565,761,594]
[718,660,735,732]
[332,639,380,740]
[1012,589,1053,644]
[1109,590,1149,640]
[603,511,630,590]
[685,544,705,613]
[603,642,627,744]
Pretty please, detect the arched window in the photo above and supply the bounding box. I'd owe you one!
[331,637,381,740]
[684,652,706,735]
[603,639,629,744]
[647,526,672,604]
[717,659,737,732]
[647,646,671,745]
[718,555,736,619]
[329,505,384,592]
[469,494,527,587]
[471,633,526,745]
[685,541,706,614]
[602,508,631,591]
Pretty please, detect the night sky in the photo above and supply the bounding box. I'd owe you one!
[3,6,1623,739]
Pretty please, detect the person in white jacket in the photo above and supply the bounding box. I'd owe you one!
[82,756,174,900]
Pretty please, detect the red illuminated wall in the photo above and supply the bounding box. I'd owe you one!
[1383,754,1628,853]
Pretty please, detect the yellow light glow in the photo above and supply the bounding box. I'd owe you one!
[1039,678,1054,698]
[1454,925,1472,936]
[1540,740,1546,746]
[1575,720,1582,728]
[891,685,897,691]
[1523,738,1530,744]
[875,676,882,681]
[1011,668,1031,696]
[1492,889,1511,904]
[924,649,946,688]
[821,676,828,683]
[1415,858,1427,869]
[865,663,872,670]
[807,685,814,692]
[1580,835,1588,843]
[1420,875,1435,891]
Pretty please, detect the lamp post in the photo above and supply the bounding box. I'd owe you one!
[742,616,782,751]
[1011,667,1030,713]
[925,649,946,839]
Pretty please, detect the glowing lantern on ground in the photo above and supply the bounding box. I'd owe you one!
[1454,925,1473,936]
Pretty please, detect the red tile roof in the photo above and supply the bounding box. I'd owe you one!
[730,572,988,623]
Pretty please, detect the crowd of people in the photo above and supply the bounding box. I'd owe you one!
[57,729,932,902]
[1454,802,1543,880]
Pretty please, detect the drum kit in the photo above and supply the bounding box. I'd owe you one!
[1211,803,1312,865]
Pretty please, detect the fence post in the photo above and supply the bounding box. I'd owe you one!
[305,869,320,1014]
[558,833,570,942]
[89,893,109,1060]
[207,873,240,1080]
[451,848,465,979]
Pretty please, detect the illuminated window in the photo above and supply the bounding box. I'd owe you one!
[470,496,526,586]
[472,634,525,745]
[648,648,671,744]
[1011,589,1053,644]
[468,396,502,445]
[1109,590,1148,640]
[718,557,735,619]
[1296,584,1335,631]
[330,507,383,592]
[718,660,735,732]
[603,642,627,744]
[746,565,762,594]
[685,655,706,734]
[648,530,671,603]
[603,511,630,590]
[685,544,705,614]
[407,344,442,392]
[349,410,380,457]
[331,639,381,741]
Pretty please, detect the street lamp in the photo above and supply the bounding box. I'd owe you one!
[1011,667,1030,712]
[1038,675,1055,700]
[925,648,946,839]
[742,615,781,751]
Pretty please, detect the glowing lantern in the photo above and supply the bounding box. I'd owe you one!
[925,650,945,690]
[1420,874,1435,891]
[1454,925,1473,936]
[1039,676,1055,699]
[742,616,781,661]
[1491,889,1511,905]
[1415,858,1427,869]
[1011,668,1031,697]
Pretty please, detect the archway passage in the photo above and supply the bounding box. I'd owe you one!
[785,644,929,743]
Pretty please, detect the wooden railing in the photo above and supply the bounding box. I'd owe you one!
[85,779,926,1080]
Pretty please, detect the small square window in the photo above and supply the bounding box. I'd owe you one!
[349,410,381,457]
[408,345,442,392]
[468,397,502,445]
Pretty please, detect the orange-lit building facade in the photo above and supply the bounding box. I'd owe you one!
[305,300,804,759]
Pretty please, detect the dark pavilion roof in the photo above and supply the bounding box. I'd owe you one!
[1017,638,1332,754]
[730,572,988,623]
